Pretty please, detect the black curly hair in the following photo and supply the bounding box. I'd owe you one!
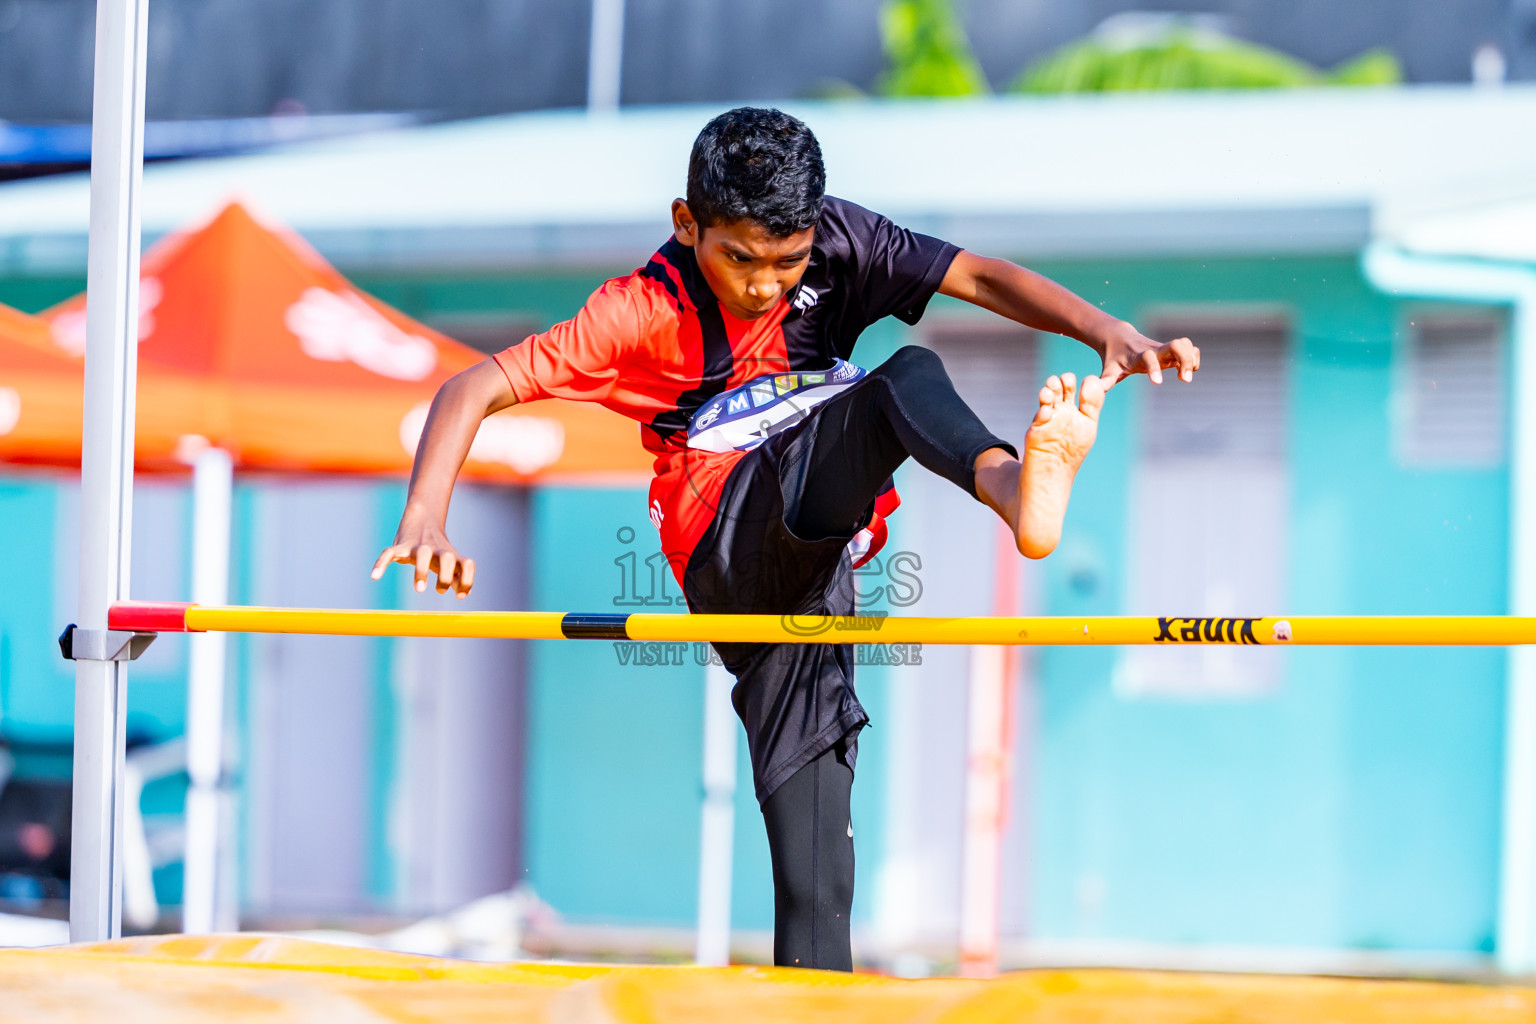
[686,107,825,237]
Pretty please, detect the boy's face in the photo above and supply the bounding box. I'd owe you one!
[672,199,815,321]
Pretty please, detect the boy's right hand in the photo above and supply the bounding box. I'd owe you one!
[371,360,515,600]
[371,512,475,598]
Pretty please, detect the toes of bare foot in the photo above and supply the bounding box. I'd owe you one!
[1035,385,1056,424]
[1079,374,1106,419]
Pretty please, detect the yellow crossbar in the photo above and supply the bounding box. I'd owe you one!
[107,602,1536,646]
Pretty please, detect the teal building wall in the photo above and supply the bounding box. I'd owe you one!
[1012,256,1507,953]
[0,477,193,743]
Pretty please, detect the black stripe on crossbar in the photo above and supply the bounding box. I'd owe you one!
[560,613,632,640]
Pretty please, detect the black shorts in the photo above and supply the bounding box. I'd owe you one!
[682,417,870,806]
[681,347,1014,805]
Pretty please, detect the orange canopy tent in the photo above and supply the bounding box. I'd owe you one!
[0,303,90,467]
[0,302,221,470]
[31,202,648,481]
[13,204,650,935]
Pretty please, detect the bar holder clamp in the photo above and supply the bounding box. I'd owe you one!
[58,624,157,663]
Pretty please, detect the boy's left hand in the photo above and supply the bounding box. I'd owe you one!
[1096,323,1200,390]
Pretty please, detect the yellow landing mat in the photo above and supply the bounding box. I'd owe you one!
[2,935,1535,1023]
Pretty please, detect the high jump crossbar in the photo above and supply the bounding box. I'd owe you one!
[104,601,1536,646]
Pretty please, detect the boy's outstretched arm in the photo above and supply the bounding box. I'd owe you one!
[371,360,517,597]
[938,251,1199,389]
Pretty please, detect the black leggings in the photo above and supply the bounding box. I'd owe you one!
[780,344,1018,542]
[761,744,856,971]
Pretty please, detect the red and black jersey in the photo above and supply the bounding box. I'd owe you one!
[494,197,960,574]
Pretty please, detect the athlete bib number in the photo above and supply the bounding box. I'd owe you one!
[686,359,866,453]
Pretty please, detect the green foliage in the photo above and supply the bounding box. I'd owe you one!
[1012,28,1403,94]
[802,78,868,101]
[877,0,989,98]
[1328,49,1403,86]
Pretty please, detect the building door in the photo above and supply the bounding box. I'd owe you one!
[392,485,530,915]
[245,481,381,916]
[1116,316,1289,698]
[245,480,529,919]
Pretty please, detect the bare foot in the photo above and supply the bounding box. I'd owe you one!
[975,372,1104,559]
[1019,372,1103,557]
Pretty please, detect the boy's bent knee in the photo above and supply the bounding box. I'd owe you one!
[873,345,948,395]
[879,344,943,376]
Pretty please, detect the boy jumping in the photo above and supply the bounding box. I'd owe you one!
[373,108,1199,971]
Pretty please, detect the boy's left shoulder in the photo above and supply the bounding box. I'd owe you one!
[815,196,909,258]
[816,195,873,239]
[813,196,880,266]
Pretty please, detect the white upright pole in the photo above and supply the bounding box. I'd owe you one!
[182,446,233,934]
[958,525,1019,977]
[586,0,625,114]
[71,0,150,943]
[695,658,737,966]
[958,645,1008,976]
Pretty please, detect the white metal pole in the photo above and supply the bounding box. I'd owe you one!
[71,0,150,943]
[182,446,233,934]
[958,645,1008,976]
[586,0,625,114]
[958,525,1018,977]
[695,658,737,966]
[1360,245,1536,973]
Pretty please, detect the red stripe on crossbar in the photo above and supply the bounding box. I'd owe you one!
[108,601,195,633]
